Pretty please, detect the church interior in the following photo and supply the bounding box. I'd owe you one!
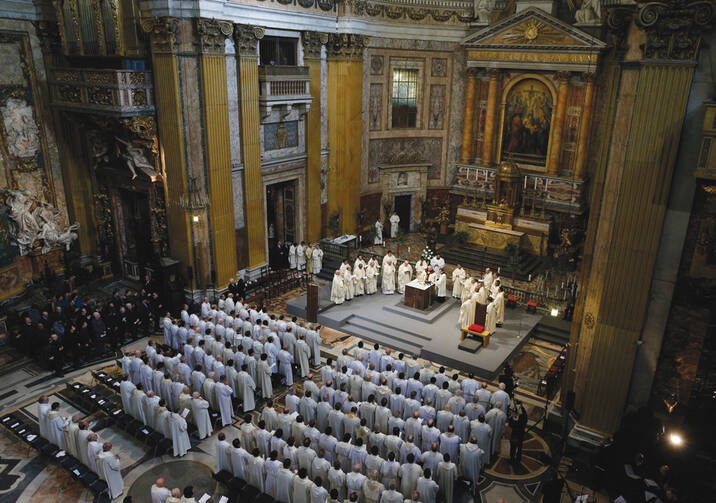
[0,0,714,501]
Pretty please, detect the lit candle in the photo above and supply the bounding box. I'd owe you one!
[528,274,531,282]
[408,247,411,255]
[497,267,500,273]
[561,282,564,289]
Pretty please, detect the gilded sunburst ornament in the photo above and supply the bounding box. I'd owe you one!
[498,19,567,45]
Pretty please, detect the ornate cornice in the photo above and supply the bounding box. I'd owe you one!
[302,31,329,60]
[327,33,369,60]
[635,0,714,60]
[607,0,714,61]
[233,24,265,58]
[195,18,232,54]
[347,0,474,25]
[141,17,180,54]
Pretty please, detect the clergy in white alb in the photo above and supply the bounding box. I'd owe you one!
[451,266,465,298]
[98,443,124,499]
[459,438,485,486]
[485,301,497,334]
[238,366,256,412]
[457,295,477,328]
[485,403,507,457]
[37,396,50,440]
[295,336,311,378]
[416,470,439,503]
[435,271,447,300]
[248,449,267,492]
[313,246,324,274]
[397,261,412,294]
[436,456,458,503]
[389,212,400,238]
[169,411,190,457]
[258,354,273,398]
[62,414,81,458]
[151,478,171,503]
[494,288,505,325]
[230,438,249,480]
[215,376,234,426]
[354,264,366,296]
[47,404,65,446]
[87,434,103,474]
[365,259,379,295]
[331,271,346,305]
[191,392,213,440]
[382,260,396,294]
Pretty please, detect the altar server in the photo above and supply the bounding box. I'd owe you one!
[435,269,447,301]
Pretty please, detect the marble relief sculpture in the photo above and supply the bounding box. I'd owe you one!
[1,97,41,159]
[115,137,158,179]
[4,189,79,255]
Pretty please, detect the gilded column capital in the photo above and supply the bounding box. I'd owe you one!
[233,24,265,58]
[635,0,714,60]
[486,68,500,79]
[555,71,571,83]
[582,72,597,83]
[327,33,369,60]
[302,31,329,60]
[466,67,481,78]
[195,18,233,54]
[141,17,180,54]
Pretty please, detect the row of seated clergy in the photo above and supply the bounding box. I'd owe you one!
[36,396,124,499]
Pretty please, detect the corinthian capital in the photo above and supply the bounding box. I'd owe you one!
[302,31,329,60]
[140,17,180,54]
[233,24,265,58]
[327,33,369,60]
[195,19,233,54]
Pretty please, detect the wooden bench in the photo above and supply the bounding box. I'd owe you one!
[460,325,490,348]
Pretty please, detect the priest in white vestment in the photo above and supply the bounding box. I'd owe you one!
[37,396,50,440]
[459,439,485,486]
[382,260,396,294]
[191,392,213,439]
[248,450,267,492]
[485,404,506,457]
[416,470,439,503]
[76,423,92,466]
[482,268,493,289]
[289,243,297,269]
[457,295,477,328]
[366,259,379,295]
[354,264,366,296]
[313,246,324,274]
[494,288,505,325]
[216,432,232,472]
[62,414,81,458]
[331,271,346,305]
[470,416,493,464]
[292,469,314,503]
[98,443,123,499]
[451,266,465,298]
[343,266,355,301]
[297,243,306,271]
[258,354,273,399]
[296,336,311,378]
[436,457,458,503]
[230,438,249,480]
[87,434,103,474]
[397,261,412,294]
[389,212,400,238]
[47,404,65,446]
[374,220,383,245]
[215,376,234,426]
[435,270,447,301]
[151,478,171,503]
[238,367,256,412]
[170,412,190,457]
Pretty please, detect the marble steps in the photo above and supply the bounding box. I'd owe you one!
[340,314,426,357]
[531,316,571,346]
[439,245,543,281]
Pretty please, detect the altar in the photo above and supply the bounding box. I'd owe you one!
[404,279,433,310]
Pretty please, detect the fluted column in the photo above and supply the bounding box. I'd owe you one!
[547,72,570,175]
[460,69,479,163]
[482,69,500,166]
[326,33,368,234]
[197,19,238,287]
[303,31,328,242]
[234,25,266,268]
[141,17,194,278]
[574,73,596,179]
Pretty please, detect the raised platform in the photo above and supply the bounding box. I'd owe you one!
[287,285,542,379]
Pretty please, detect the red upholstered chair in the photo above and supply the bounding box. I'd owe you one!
[526,301,537,314]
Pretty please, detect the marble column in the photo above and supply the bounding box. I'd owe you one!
[303,31,328,242]
[460,69,479,163]
[568,60,697,434]
[197,19,238,287]
[482,69,500,166]
[547,72,570,176]
[574,73,595,179]
[141,17,194,278]
[234,25,266,268]
[326,33,368,234]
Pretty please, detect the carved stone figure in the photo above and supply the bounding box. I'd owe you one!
[1,98,41,158]
[475,0,498,23]
[4,189,79,255]
[115,137,157,179]
[575,0,602,25]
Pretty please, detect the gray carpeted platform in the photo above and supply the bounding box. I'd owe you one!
[287,285,541,379]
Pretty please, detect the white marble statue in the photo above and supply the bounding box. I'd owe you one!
[115,137,157,179]
[575,0,602,24]
[374,219,383,245]
[4,189,79,255]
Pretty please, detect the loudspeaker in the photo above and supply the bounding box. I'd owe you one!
[307,283,318,322]
[566,390,576,411]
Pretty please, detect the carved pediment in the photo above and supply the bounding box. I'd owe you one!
[463,7,606,52]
